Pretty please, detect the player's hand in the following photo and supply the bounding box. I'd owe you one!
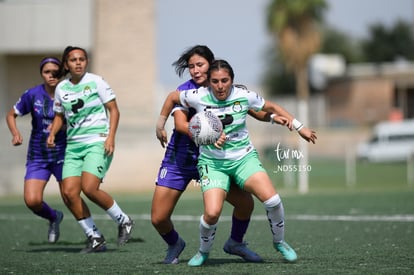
[298,127,317,144]
[214,132,227,149]
[104,137,115,156]
[46,135,56,148]
[11,134,23,146]
[272,115,289,126]
[156,128,168,148]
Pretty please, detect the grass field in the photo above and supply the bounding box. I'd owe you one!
[0,158,413,274]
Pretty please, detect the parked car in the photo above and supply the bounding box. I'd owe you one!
[357,119,414,162]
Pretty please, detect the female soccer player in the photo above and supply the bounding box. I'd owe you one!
[153,45,265,264]
[157,59,317,266]
[47,46,134,253]
[6,57,65,243]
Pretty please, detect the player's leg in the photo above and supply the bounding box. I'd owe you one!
[235,151,297,262]
[60,175,106,253]
[82,142,134,245]
[188,188,227,267]
[243,170,297,262]
[61,146,106,252]
[224,185,262,262]
[24,162,63,243]
[151,185,186,264]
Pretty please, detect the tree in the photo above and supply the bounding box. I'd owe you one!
[321,27,363,64]
[266,0,327,193]
[362,20,414,62]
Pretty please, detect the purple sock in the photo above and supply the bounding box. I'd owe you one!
[231,215,250,243]
[33,201,56,222]
[161,229,179,245]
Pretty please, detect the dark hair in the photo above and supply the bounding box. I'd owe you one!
[207,59,235,81]
[54,46,88,78]
[172,45,215,77]
[39,57,60,74]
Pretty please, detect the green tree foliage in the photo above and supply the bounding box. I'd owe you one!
[362,20,414,62]
[263,9,414,95]
[321,27,364,64]
[265,0,327,96]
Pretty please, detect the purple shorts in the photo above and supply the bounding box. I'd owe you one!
[25,160,63,182]
[156,164,199,191]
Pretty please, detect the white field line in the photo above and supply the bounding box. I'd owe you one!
[1,214,414,222]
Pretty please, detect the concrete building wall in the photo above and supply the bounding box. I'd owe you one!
[0,0,161,196]
[326,77,394,126]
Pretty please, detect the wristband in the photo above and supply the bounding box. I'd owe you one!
[270,114,276,124]
[292,118,304,131]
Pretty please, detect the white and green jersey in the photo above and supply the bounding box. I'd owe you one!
[53,72,116,144]
[180,85,265,161]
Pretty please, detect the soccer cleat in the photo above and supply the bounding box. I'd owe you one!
[118,217,134,245]
[80,235,107,253]
[48,210,64,243]
[274,240,298,262]
[163,237,186,264]
[188,251,209,267]
[223,238,263,262]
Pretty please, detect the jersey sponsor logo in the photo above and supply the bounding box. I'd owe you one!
[218,114,233,128]
[71,98,85,113]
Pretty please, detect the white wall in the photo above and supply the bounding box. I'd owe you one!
[0,0,94,53]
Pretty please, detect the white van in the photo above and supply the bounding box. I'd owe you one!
[357,119,414,162]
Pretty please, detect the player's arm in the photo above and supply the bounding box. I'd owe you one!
[262,100,317,144]
[104,99,120,156]
[47,112,64,148]
[156,90,181,147]
[174,109,189,136]
[247,109,272,122]
[6,107,23,146]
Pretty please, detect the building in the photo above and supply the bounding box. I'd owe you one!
[325,61,414,127]
[0,0,162,195]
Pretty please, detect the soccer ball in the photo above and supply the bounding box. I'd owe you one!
[188,111,223,145]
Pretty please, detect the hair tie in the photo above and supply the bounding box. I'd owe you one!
[39,57,61,71]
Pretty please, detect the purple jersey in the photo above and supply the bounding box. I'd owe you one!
[14,84,66,163]
[156,80,199,191]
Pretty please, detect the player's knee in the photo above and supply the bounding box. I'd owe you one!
[263,194,282,209]
[203,211,220,224]
[24,196,42,210]
[151,213,167,228]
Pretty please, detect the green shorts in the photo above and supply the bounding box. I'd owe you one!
[62,141,113,180]
[197,150,266,192]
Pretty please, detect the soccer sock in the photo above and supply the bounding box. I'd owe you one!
[33,201,56,221]
[78,217,102,238]
[161,229,179,246]
[230,215,250,243]
[199,215,217,254]
[263,194,285,243]
[106,201,130,225]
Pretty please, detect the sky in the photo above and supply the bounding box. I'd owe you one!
[155,0,413,88]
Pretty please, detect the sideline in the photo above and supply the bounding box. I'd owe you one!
[1,214,414,222]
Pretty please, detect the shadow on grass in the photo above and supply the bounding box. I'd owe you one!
[24,237,145,253]
[151,257,257,266]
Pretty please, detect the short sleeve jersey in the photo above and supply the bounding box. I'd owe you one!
[14,84,66,162]
[179,85,265,161]
[161,79,199,169]
[53,72,115,144]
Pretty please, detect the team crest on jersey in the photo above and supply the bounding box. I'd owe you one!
[232,101,242,112]
[83,86,92,96]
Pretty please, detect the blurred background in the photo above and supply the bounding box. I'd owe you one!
[1,0,413,196]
